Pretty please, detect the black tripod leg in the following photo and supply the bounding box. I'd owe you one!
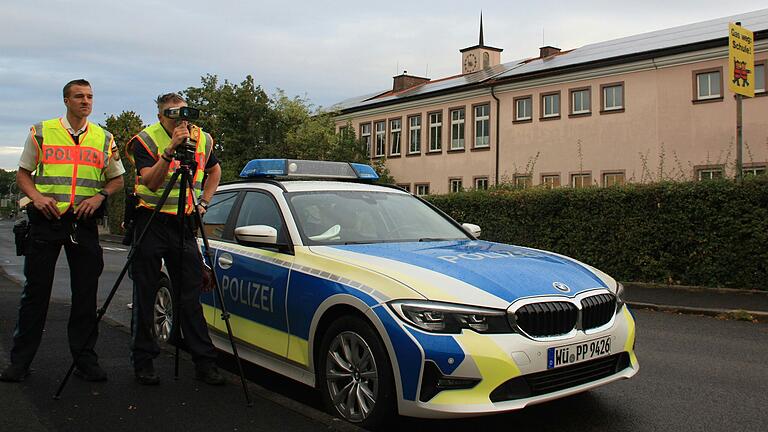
[173,169,188,380]
[54,171,181,399]
[186,174,253,407]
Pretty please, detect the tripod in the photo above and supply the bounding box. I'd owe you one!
[54,159,252,407]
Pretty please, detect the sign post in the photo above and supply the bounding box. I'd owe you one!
[728,22,754,182]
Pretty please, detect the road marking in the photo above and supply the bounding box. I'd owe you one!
[103,246,128,252]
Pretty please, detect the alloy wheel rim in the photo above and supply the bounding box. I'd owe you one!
[325,331,378,422]
[154,286,173,343]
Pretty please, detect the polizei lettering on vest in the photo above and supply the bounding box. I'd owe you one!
[221,275,274,313]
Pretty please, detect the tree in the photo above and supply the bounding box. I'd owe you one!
[102,111,145,234]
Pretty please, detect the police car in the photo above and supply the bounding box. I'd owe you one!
[181,159,638,426]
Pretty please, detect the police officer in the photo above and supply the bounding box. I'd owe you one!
[0,79,125,382]
[126,93,224,385]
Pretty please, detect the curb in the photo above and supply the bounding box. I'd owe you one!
[627,301,768,323]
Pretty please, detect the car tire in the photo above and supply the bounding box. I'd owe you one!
[318,316,396,428]
[152,275,173,344]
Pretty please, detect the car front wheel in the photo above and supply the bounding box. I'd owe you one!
[153,276,173,344]
[318,316,395,428]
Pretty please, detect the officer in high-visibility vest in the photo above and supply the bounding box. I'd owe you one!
[0,79,125,383]
[126,93,223,385]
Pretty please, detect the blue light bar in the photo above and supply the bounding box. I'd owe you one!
[239,159,379,181]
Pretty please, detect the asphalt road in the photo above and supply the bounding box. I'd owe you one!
[1,219,766,431]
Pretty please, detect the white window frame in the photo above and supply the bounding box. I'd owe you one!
[360,123,371,158]
[429,112,442,152]
[697,167,723,181]
[450,108,465,150]
[474,104,490,148]
[389,119,401,156]
[696,71,721,100]
[744,166,766,177]
[603,172,625,187]
[542,174,560,189]
[515,97,532,121]
[474,177,489,190]
[374,121,386,157]
[571,173,592,188]
[449,178,463,193]
[514,175,532,189]
[415,184,429,196]
[542,93,560,118]
[602,84,624,111]
[755,63,766,94]
[408,115,421,154]
[572,89,590,114]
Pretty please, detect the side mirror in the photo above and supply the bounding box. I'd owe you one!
[234,225,278,246]
[462,223,481,239]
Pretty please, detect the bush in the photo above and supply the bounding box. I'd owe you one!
[426,177,768,290]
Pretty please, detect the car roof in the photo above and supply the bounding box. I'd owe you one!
[218,180,409,194]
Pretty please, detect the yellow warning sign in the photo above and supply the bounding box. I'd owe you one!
[728,23,754,97]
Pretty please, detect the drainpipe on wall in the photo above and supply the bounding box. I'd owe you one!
[490,85,501,186]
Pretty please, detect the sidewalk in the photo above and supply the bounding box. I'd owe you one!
[0,272,360,432]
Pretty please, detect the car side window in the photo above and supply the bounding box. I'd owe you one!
[202,191,239,241]
[235,191,286,243]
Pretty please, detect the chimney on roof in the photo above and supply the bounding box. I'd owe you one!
[539,45,561,58]
[392,71,430,92]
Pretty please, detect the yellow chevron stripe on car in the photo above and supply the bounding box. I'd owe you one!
[429,332,522,405]
[205,304,290,357]
[623,307,638,367]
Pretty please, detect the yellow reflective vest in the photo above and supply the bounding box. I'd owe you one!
[32,118,112,214]
[130,122,211,215]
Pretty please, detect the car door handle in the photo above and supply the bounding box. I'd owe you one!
[218,253,233,270]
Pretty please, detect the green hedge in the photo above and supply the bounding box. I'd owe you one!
[426,177,768,290]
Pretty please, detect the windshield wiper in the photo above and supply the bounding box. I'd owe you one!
[417,237,453,242]
[343,240,374,245]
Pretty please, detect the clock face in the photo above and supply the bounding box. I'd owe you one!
[464,53,477,73]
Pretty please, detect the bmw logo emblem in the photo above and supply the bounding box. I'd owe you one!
[553,282,571,293]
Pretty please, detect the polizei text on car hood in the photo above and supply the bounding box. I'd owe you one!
[309,240,610,307]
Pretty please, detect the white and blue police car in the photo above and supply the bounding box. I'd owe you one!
[182,159,637,426]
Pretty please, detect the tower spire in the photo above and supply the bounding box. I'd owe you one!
[479,11,484,46]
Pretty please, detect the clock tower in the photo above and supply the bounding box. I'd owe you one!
[460,13,502,74]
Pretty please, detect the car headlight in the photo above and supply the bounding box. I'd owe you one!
[389,300,513,334]
[615,282,626,311]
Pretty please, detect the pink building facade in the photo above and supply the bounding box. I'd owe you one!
[334,11,768,194]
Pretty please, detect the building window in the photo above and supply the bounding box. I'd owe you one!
[541,92,560,118]
[429,112,442,152]
[408,115,421,154]
[514,96,532,122]
[396,183,411,193]
[514,175,532,189]
[603,171,625,187]
[744,165,766,177]
[571,172,592,188]
[450,108,465,150]
[601,83,624,111]
[694,69,722,101]
[474,177,489,190]
[756,62,766,94]
[474,104,490,148]
[541,174,561,189]
[570,88,591,115]
[360,123,371,158]
[374,120,386,157]
[449,178,463,193]
[415,183,430,196]
[696,166,724,181]
[390,118,402,156]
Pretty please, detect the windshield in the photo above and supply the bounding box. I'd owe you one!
[287,190,469,245]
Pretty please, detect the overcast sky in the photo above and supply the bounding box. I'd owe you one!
[1,1,765,169]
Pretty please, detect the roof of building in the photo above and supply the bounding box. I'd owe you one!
[334,8,768,113]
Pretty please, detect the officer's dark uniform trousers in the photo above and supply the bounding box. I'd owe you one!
[11,209,103,369]
[130,208,216,370]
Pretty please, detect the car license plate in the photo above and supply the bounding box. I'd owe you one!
[547,336,612,369]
